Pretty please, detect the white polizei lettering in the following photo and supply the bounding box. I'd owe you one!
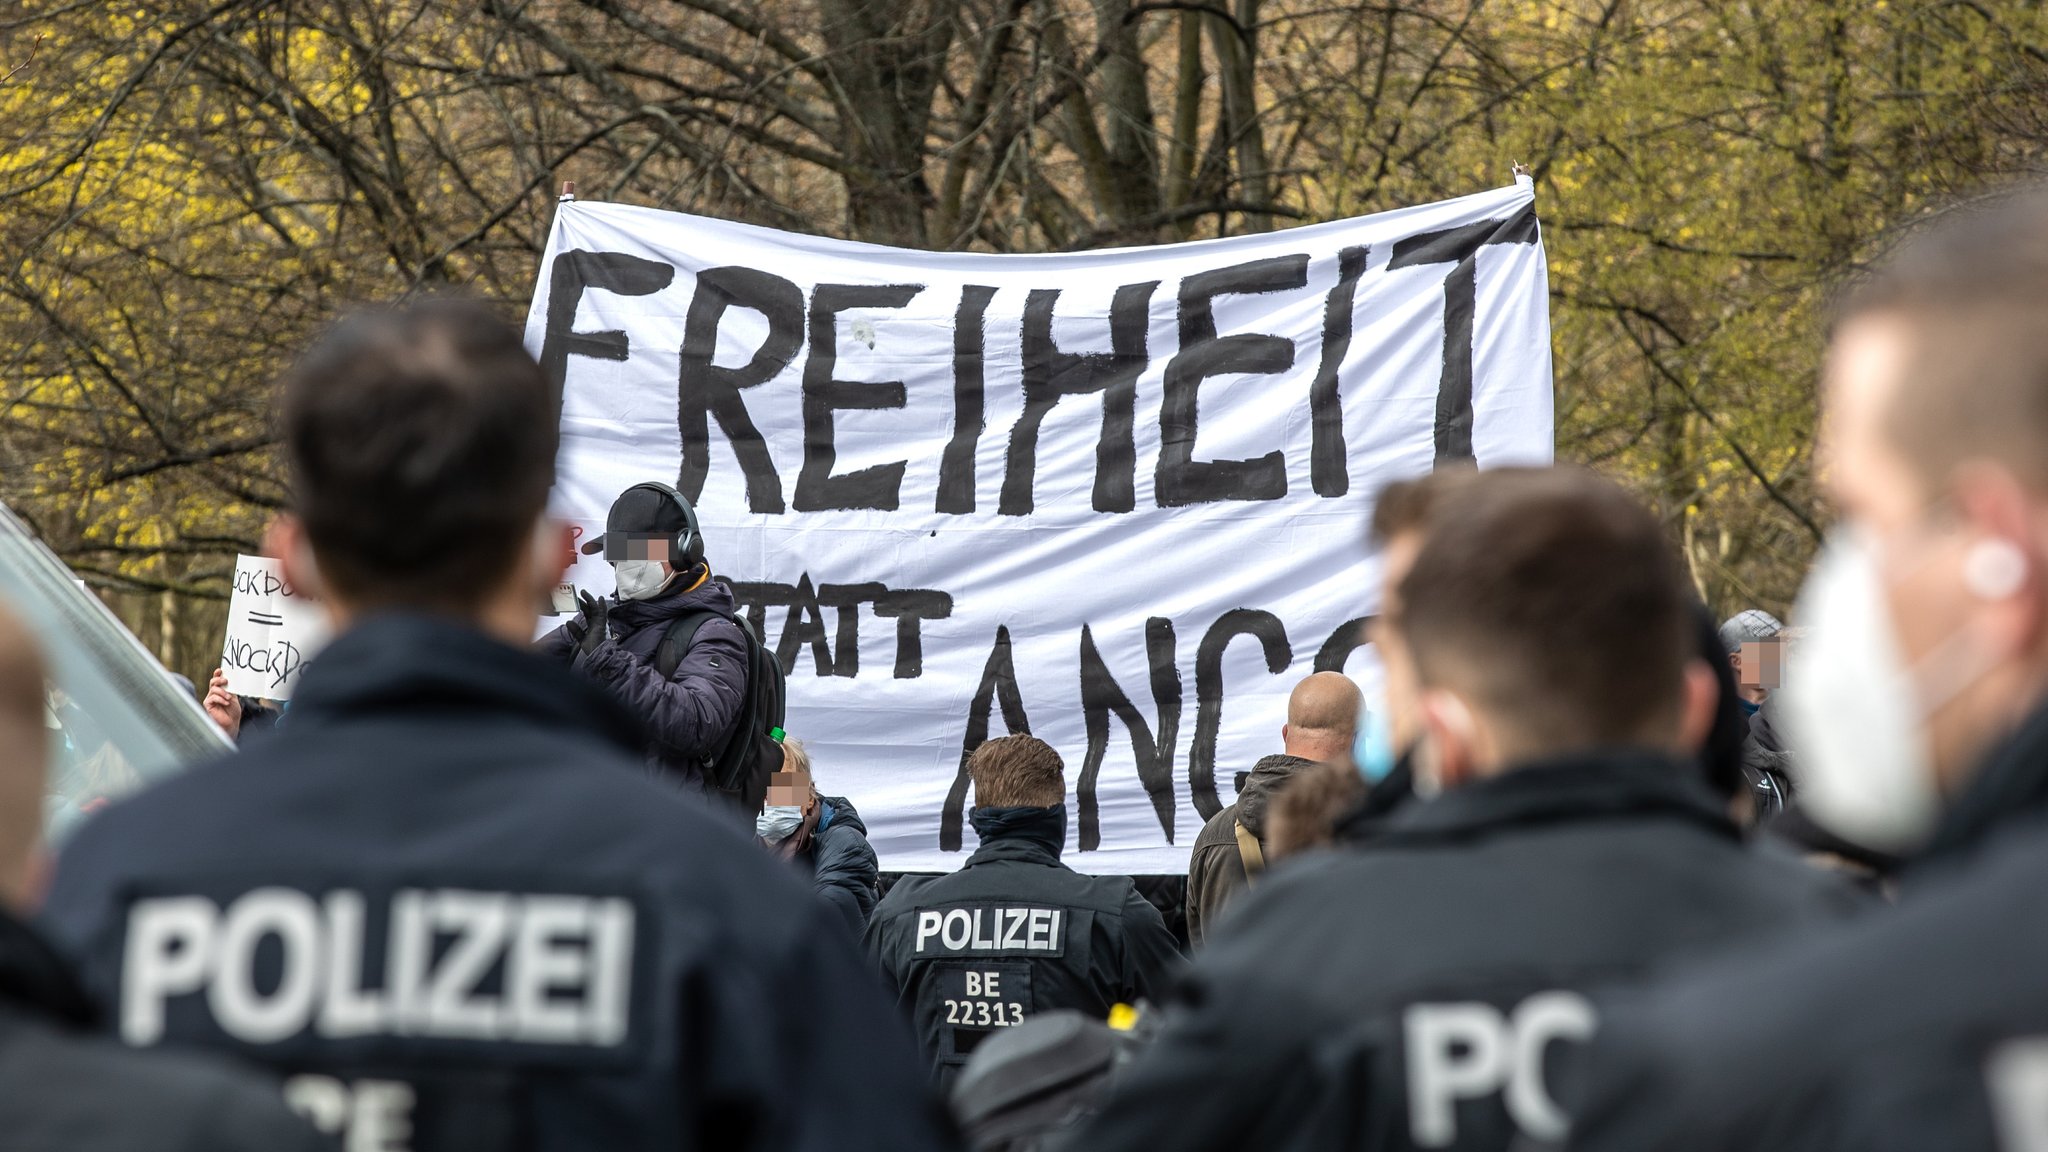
[941,909,972,950]
[122,896,220,1045]
[999,909,1027,949]
[914,910,944,953]
[505,895,590,1044]
[1048,910,1061,945]
[120,887,639,1050]
[970,908,995,950]
[208,887,322,1043]
[1405,1002,1509,1148]
[1504,991,1597,1141]
[318,891,385,1038]
[1404,992,1600,1147]
[424,890,511,1040]
[583,898,635,1046]
[386,891,431,1035]
[1026,908,1050,950]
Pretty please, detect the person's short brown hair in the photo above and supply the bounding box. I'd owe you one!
[969,735,1065,808]
[282,298,557,610]
[1369,464,1479,547]
[1836,187,2048,490]
[1394,466,1692,754]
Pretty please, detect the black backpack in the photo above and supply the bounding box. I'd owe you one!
[653,586,786,815]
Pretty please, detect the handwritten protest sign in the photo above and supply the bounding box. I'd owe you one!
[220,555,329,699]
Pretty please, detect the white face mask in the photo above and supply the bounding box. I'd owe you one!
[755,805,804,843]
[611,559,672,601]
[1781,528,1947,852]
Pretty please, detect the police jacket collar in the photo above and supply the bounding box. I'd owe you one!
[0,906,95,1029]
[1921,692,2048,866]
[965,837,1065,869]
[1375,750,1737,846]
[287,611,647,755]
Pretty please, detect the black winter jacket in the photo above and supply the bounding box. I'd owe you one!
[536,576,748,791]
[864,834,1182,1084]
[1184,754,1316,948]
[0,906,326,1151]
[800,796,880,936]
[43,613,953,1152]
[1562,699,2048,1152]
[1077,751,1865,1152]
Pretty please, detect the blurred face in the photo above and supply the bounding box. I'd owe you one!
[1820,316,2048,792]
[767,761,814,813]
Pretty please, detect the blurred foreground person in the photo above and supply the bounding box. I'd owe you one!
[1077,467,1858,1152]
[1270,470,1478,857]
[866,736,1180,1085]
[0,602,325,1150]
[761,737,879,935]
[1564,189,2048,1152]
[41,301,952,1152]
[1184,671,1360,947]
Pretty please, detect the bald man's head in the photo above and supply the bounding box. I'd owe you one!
[1283,671,1362,763]
[0,602,47,911]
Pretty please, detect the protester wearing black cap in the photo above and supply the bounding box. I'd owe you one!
[536,479,754,805]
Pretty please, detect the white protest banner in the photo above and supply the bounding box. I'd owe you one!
[220,555,329,700]
[525,180,1553,873]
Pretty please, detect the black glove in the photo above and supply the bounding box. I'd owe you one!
[575,591,611,657]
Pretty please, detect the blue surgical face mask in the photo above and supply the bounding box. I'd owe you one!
[1354,701,1398,783]
[755,805,804,843]
[1738,697,1762,718]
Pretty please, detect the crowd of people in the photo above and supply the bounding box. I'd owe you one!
[7,185,2048,1151]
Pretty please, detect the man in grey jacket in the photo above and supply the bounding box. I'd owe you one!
[1185,672,1360,947]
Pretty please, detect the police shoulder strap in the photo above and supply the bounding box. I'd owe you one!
[1234,819,1265,884]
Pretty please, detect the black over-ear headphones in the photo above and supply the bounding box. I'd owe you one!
[623,481,704,572]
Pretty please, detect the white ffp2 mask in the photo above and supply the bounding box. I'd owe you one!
[611,560,671,601]
[1781,528,1947,852]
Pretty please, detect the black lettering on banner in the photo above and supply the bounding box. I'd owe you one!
[1077,620,1182,850]
[942,627,1031,852]
[732,577,951,681]
[1191,610,1292,820]
[1000,281,1159,516]
[1310,246,1371,497]
[774,574,833,676]
[1386,208,1541,465]
[937,285,999,514]
[795,283,925,511]
[1315,616,1373,673]
[817,583,886,678]
[537,250,676,419]
[874,589,954,678]
[676,266,803,513]
[1157,254,1309,506]
[727,581,792,643]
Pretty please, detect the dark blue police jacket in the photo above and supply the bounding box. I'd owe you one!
[40,613,953,1152]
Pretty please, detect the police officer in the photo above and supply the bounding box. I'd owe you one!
[1561,187,2048,1152]
[865,735,1180,1084]
[40,301,952,1152]
[1076,467,1861,1152]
